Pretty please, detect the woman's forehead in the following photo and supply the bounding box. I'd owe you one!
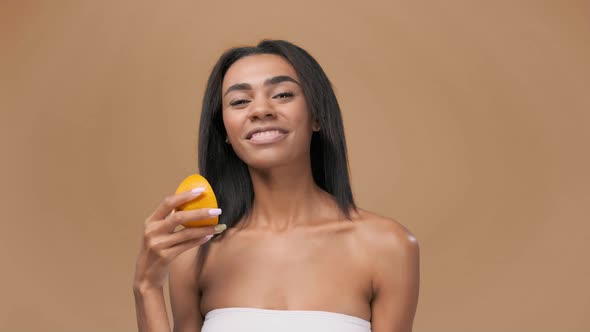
[222,54,299,89]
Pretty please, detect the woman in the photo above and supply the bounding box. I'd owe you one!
[133,39,420,332]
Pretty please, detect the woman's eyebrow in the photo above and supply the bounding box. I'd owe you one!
[223,75,300,97]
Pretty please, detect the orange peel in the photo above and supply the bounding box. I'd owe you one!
[174,174,219,227]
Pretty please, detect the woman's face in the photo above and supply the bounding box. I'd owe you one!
[221,54,317,169]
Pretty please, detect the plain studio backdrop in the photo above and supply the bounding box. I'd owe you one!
[1,1,589,331]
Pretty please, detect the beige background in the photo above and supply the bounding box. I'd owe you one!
[1,1,589,331]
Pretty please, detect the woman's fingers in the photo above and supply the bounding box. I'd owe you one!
[159,224,225,248]
[162,208,222,232]
[135,189,223,290]
[163,234,216,258]
[146,188,206,223]
[140,223,226,266]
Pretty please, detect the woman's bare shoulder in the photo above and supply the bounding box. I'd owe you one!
[353,210,420,329]
[352,208,419,253]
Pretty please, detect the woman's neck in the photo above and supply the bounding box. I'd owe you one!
[243,162,337,232]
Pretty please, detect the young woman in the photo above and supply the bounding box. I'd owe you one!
[133,39,420,332]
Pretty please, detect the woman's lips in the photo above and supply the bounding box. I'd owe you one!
[247,130,288,144]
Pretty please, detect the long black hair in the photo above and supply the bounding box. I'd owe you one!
[198,39,357,227]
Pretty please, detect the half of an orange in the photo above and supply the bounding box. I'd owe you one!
[174,174,219,227]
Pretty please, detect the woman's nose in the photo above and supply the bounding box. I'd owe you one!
[248,96,277,121]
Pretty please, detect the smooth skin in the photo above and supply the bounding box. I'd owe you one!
[133,190,227,331]
[133,54,420,332]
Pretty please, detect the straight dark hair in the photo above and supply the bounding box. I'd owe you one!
[198,39,357,227]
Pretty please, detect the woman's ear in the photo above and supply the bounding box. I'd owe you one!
[312,116,320,132]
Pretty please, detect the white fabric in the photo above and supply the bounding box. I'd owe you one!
[202,307,372,332]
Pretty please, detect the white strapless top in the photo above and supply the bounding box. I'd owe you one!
[202,307,372,332]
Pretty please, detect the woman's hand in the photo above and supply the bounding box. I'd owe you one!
[133,189,226,291]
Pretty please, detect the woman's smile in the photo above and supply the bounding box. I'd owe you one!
[247,130,289,144]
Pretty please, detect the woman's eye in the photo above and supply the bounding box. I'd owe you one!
[273,92,294,99]
[229,92,293,106]
[229,99,249,107]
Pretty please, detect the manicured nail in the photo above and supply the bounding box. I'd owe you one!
[203,234,214,242]
[191,187,206,194]
[208,208,222,216]
[214,224,227,233]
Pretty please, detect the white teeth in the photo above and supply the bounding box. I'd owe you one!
[251,130,282,138]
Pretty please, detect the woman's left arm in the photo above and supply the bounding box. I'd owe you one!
[370,226,420,332]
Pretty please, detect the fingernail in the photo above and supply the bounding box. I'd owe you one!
[208,208,222,216]
[203,234,214,242]
[214,224,227,233]
[191,187,206,194]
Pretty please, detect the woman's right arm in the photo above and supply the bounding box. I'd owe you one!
[169,245,204,332]
[133,189,225,332]
[133,284,170,332]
